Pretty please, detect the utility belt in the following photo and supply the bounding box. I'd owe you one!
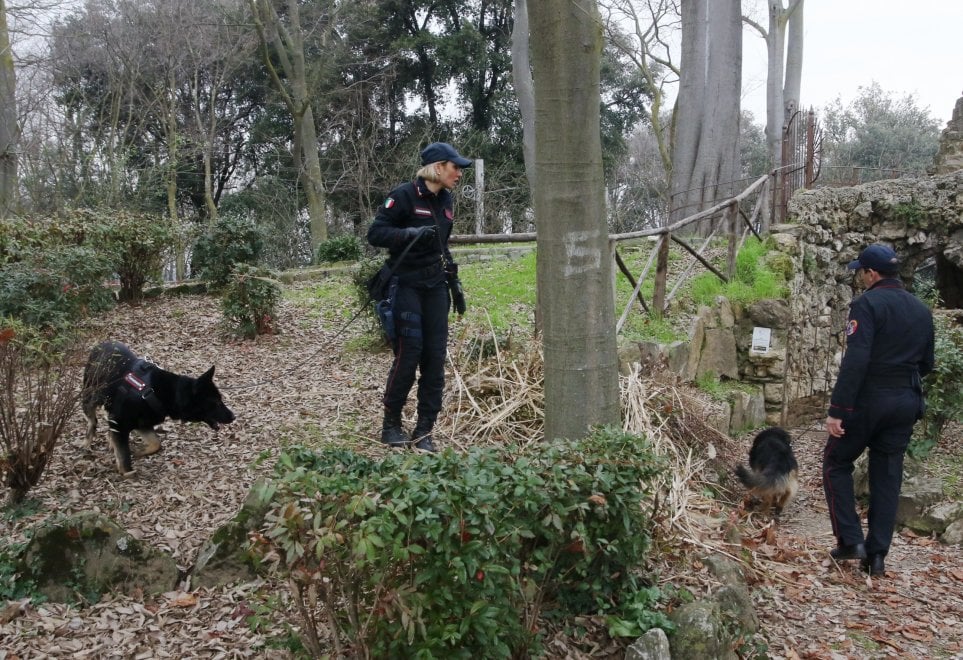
[396,260,445,282]
[865,371,921,390]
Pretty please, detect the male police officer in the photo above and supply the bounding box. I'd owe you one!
[823,244,934,576]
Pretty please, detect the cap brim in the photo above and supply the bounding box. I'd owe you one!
[846,259,862,270]
[452,156,473,167]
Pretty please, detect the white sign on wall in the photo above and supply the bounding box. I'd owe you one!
[751,327,772,353]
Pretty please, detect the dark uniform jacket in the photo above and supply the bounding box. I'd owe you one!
[367,177,454,274]
[828,278,935,420]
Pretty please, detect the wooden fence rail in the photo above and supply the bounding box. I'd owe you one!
[450,172,773,335]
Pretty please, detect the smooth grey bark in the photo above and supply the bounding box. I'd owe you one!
[529,0,621,442]
[0,0,18,218]
[511,0,536,190]
[670,0,742,223]
[754,0,804,180]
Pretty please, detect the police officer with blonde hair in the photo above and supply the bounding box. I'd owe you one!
[823,244,934,576]
[367,142,471,452]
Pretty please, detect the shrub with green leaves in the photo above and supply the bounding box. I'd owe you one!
[193,215,265,288]
[253,427,667,657]
[316,234,362,264]
[79,207,176,302]
[911,313,963,459]
[221,264,282,339]
[0,244,114,334]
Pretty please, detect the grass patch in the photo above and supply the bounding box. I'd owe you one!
[687,237,789,306]
[459,251,537,331]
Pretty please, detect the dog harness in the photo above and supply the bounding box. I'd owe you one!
[118,358,165,416]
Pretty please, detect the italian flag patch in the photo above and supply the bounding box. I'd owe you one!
[384,197,395,209]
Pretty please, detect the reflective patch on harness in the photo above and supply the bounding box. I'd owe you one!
[124,371,147,391]
[845,320,858,336]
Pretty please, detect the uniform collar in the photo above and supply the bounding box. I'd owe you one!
[869,277,904,290]
[414,177,435,198]
[414,177,450,201]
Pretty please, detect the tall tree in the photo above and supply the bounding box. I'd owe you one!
[530,0,620,442]
[249,0,334,254]
[600,0,680,186]
[669,0,742,223]
[820,82,940,184]
[744,0,804,218]
[0,0,17,218]
[510,0,535,188]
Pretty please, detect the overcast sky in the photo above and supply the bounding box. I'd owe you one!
[741,0,963,127]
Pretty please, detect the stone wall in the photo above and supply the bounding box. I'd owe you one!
[932,93,963,175]
[619,99,963,432]
[772,169,963,421]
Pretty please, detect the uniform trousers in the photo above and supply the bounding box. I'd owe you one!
[382,271,449,426]
[822,385,921,557]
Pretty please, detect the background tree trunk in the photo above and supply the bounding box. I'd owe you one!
[250,0,329,258]
[761,0,803,230]
[511,0,536,190]
[670,0,742,225]
[0,0,18,218]
[530,0,621,443]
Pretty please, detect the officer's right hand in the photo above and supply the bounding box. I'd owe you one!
[403,225,436,245]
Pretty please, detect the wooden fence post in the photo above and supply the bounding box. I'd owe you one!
[474,158,484,235]
[726,201,739,280]
[652,233,670,318]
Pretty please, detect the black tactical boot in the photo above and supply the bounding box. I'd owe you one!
[412,419,436,452]
[381,409,409,448]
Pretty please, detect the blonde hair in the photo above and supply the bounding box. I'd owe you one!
[417,161,445,183]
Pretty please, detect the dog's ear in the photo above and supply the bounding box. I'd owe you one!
[199,366,215,382]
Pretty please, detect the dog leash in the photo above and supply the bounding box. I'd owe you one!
[220,230,427,392]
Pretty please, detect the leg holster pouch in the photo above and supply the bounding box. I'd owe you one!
[374,276,399,342]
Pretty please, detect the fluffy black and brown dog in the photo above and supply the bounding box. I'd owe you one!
[735,426,799,518]
[82,341,235,476]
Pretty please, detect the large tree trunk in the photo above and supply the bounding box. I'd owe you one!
[763,0,804,230]
[765,1,805,169]
[530,0,621,443]
[0,0,18,218]
[670,0,742,226]
[250,0,329,259]
[511,0,536,190]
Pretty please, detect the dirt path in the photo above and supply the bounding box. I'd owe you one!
[1,290,961,658]
[745,423,963,659]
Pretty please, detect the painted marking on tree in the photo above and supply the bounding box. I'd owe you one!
[563,230,601,277]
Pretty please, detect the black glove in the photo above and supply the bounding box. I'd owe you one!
[450,277,466,315]
[402,225,436,245]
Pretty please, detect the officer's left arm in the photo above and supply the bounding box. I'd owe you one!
[828,298,876,418]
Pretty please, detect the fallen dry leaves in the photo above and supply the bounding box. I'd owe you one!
[0,286,960,659]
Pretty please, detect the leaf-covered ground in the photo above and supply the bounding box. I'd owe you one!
[1,287,961,659]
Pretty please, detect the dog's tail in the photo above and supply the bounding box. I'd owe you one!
[735,464,796,492]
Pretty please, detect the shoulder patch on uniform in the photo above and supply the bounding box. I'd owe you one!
[445,209,453,221]
[384,197,395,209]
[845,319,858,336]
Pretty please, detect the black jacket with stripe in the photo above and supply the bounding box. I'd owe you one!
[828,278,935,420]
[366,177,455,275]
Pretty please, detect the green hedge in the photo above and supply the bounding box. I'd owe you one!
[253,427,669,658]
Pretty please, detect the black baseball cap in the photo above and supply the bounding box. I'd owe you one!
[847,244,900,272]
[420,142,473,167]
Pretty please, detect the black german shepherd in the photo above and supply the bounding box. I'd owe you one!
[735,427,799,518]
[82,341,235,476]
